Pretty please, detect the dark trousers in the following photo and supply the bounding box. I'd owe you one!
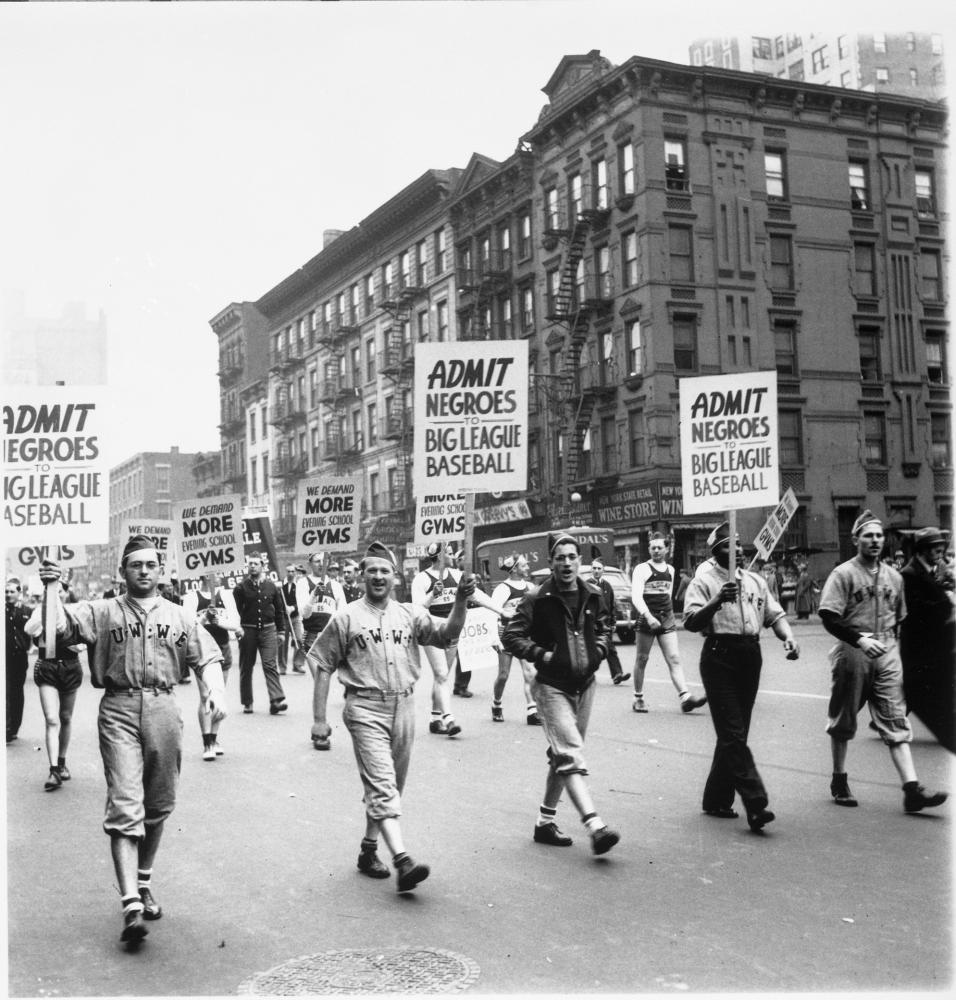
[6,650,29,738]
[604,638,624,680]
[454,656,471,692]
[699,636,768,813]
[238,624,285,707]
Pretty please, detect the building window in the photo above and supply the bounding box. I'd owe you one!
[841,70,853,88]
[906,32,916,52]
[859,327,882,382]
[311,427,319,466]
[364,337,375,382]
[601,416,617,474]
[931,34,943,56]
[381,261,393,300]
[592,157,608,210]
[779,409,803,464]
[545,187,560,229]
[931,413,952,467]
[664,139,688,191]
[622,230,638,287]
[787,34,802,52]
[919,250,942,301]
[249,458,257,495]
[875,68,889,83]
[873,33,886,54]
[626,319,643,376]
[568,172,582,220]
[434,228,447,273]
[769,234,794,289]
[752,37,772,59]
[436,300,449,342]
[249,411,256,444]
[367,403,377,447]
[369,471,379,513]
[775,36,785,58]
[848,161,870,210]
[765,150,787,200]
[673,315,698,372]
[789,59,805,81]
[546,268,560,314]
[261,405,268,437]
[909,68,919,86]
[838,35,850,59]
[811,46,829,72]
[628,410,645,467]
[773,318,798,376]
[498,221,511,255]
[518,211,532,259]
[416,239,428,285]
[915,170,935,216]
[618,142,635,196]
[521,286,534,333]
[668,225,694,283]
[363,274,374,313]
[854,243,877,296]
[926,333,946,384]
[863,412,887,465]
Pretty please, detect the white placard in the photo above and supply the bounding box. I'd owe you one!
[172,494,244,578]
[414,493,467,545]
[752,486,800,560]
[119,518,178,581]
[295,475,364,553]
[414,340,528,495]
[6,544,86,575]
[1,385,109,544]
[678,371,779,515]
[454,608,500,673]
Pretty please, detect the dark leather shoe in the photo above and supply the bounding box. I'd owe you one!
[121,909,148,944]
[590,826,620,855]
[269,701,288,715]
[357,849,390,879]
[526,713,542,726]
[429,720,448,735]
[396,857,430,893]
[746,807,775,832]
[313,736,331,751]
[612,673,632,685]
[44,768,62,791]
[445,720,462,737]
[904,785,948,813]
[453,688,474,698]
[830,775,858,807]
[681,694,708,713]
[140,887,162,920]
[57,764,71,781]
[704,807,739,819]
[533,821,572,847]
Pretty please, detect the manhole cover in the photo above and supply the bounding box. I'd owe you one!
[237,946,480,995]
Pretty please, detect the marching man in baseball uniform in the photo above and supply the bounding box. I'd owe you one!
[309,541,476,893]
[818,510,947,813]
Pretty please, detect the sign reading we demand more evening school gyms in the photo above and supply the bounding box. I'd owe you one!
[678,370,779,515]
[2,386,109,544]
[413,340,528,496]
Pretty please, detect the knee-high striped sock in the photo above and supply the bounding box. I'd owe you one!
[581,811,605,834]
[537,804,558,827]
[122,893,143,915]
[137,868,152,892]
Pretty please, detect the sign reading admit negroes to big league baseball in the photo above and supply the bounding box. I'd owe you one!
[678,370,779,516]
[413,340,528,496]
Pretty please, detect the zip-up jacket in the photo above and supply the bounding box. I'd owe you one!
[502,575,610,695]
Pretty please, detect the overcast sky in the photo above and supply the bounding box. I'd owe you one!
[0,0,948,470]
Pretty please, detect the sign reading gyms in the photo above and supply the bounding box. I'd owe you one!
[414,340,528,495]
[1,386,109,544]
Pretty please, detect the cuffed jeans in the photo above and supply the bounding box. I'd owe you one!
[239,624,285,707]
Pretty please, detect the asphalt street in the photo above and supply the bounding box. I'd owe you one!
[4,619,953,997]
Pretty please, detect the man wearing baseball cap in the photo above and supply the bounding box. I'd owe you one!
[819,511,947,811]
[309,541,476,892]
[683,521,799,832]
[36,536,225,946]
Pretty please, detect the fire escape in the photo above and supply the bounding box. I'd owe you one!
[319,309,364,475]
[541,198,614,509]
[458,248,513,341]
[377,272,425,515]
[269,342,308,544]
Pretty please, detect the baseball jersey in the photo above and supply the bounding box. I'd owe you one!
[631,560,674,617]
[50,595,222,689]
[411,568,461,619]
[818,557,906,636]
[683,558,785,636]
[492,579,530,640]
[302,576,346,632]
[309,599,456,691]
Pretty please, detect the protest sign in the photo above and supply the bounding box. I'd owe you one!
[678,370,778,515]
[454,608,500,673]
[414,494,466,545]
[172,494,243,589]
[6,544,87,575]
[119,518,177,581]
[414,340,528,495]
[242,506,280,580]
[752,487,800,561]
[295,475,363,554]
[1,385,109,544]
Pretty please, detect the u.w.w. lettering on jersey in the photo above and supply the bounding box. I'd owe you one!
[109,620,189,646]
[350,625,412,652]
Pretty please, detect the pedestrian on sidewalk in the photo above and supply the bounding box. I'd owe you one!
[490,555,539,725]
[309,541,476,892]
[182,571,240,760]
[682,522,800,833]
[502,532,621,857]
[630,532,706,714]
[5,577,32,744]
[587,558,631,688]
[819,511,948,812]
[35,537,225,946]
[233,555,287,716]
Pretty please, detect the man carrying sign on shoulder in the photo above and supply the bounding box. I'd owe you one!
[682,522,799,833]
[310,541,476,892]
[35,536,225,946]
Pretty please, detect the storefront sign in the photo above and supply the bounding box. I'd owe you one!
[473,498,532,528]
